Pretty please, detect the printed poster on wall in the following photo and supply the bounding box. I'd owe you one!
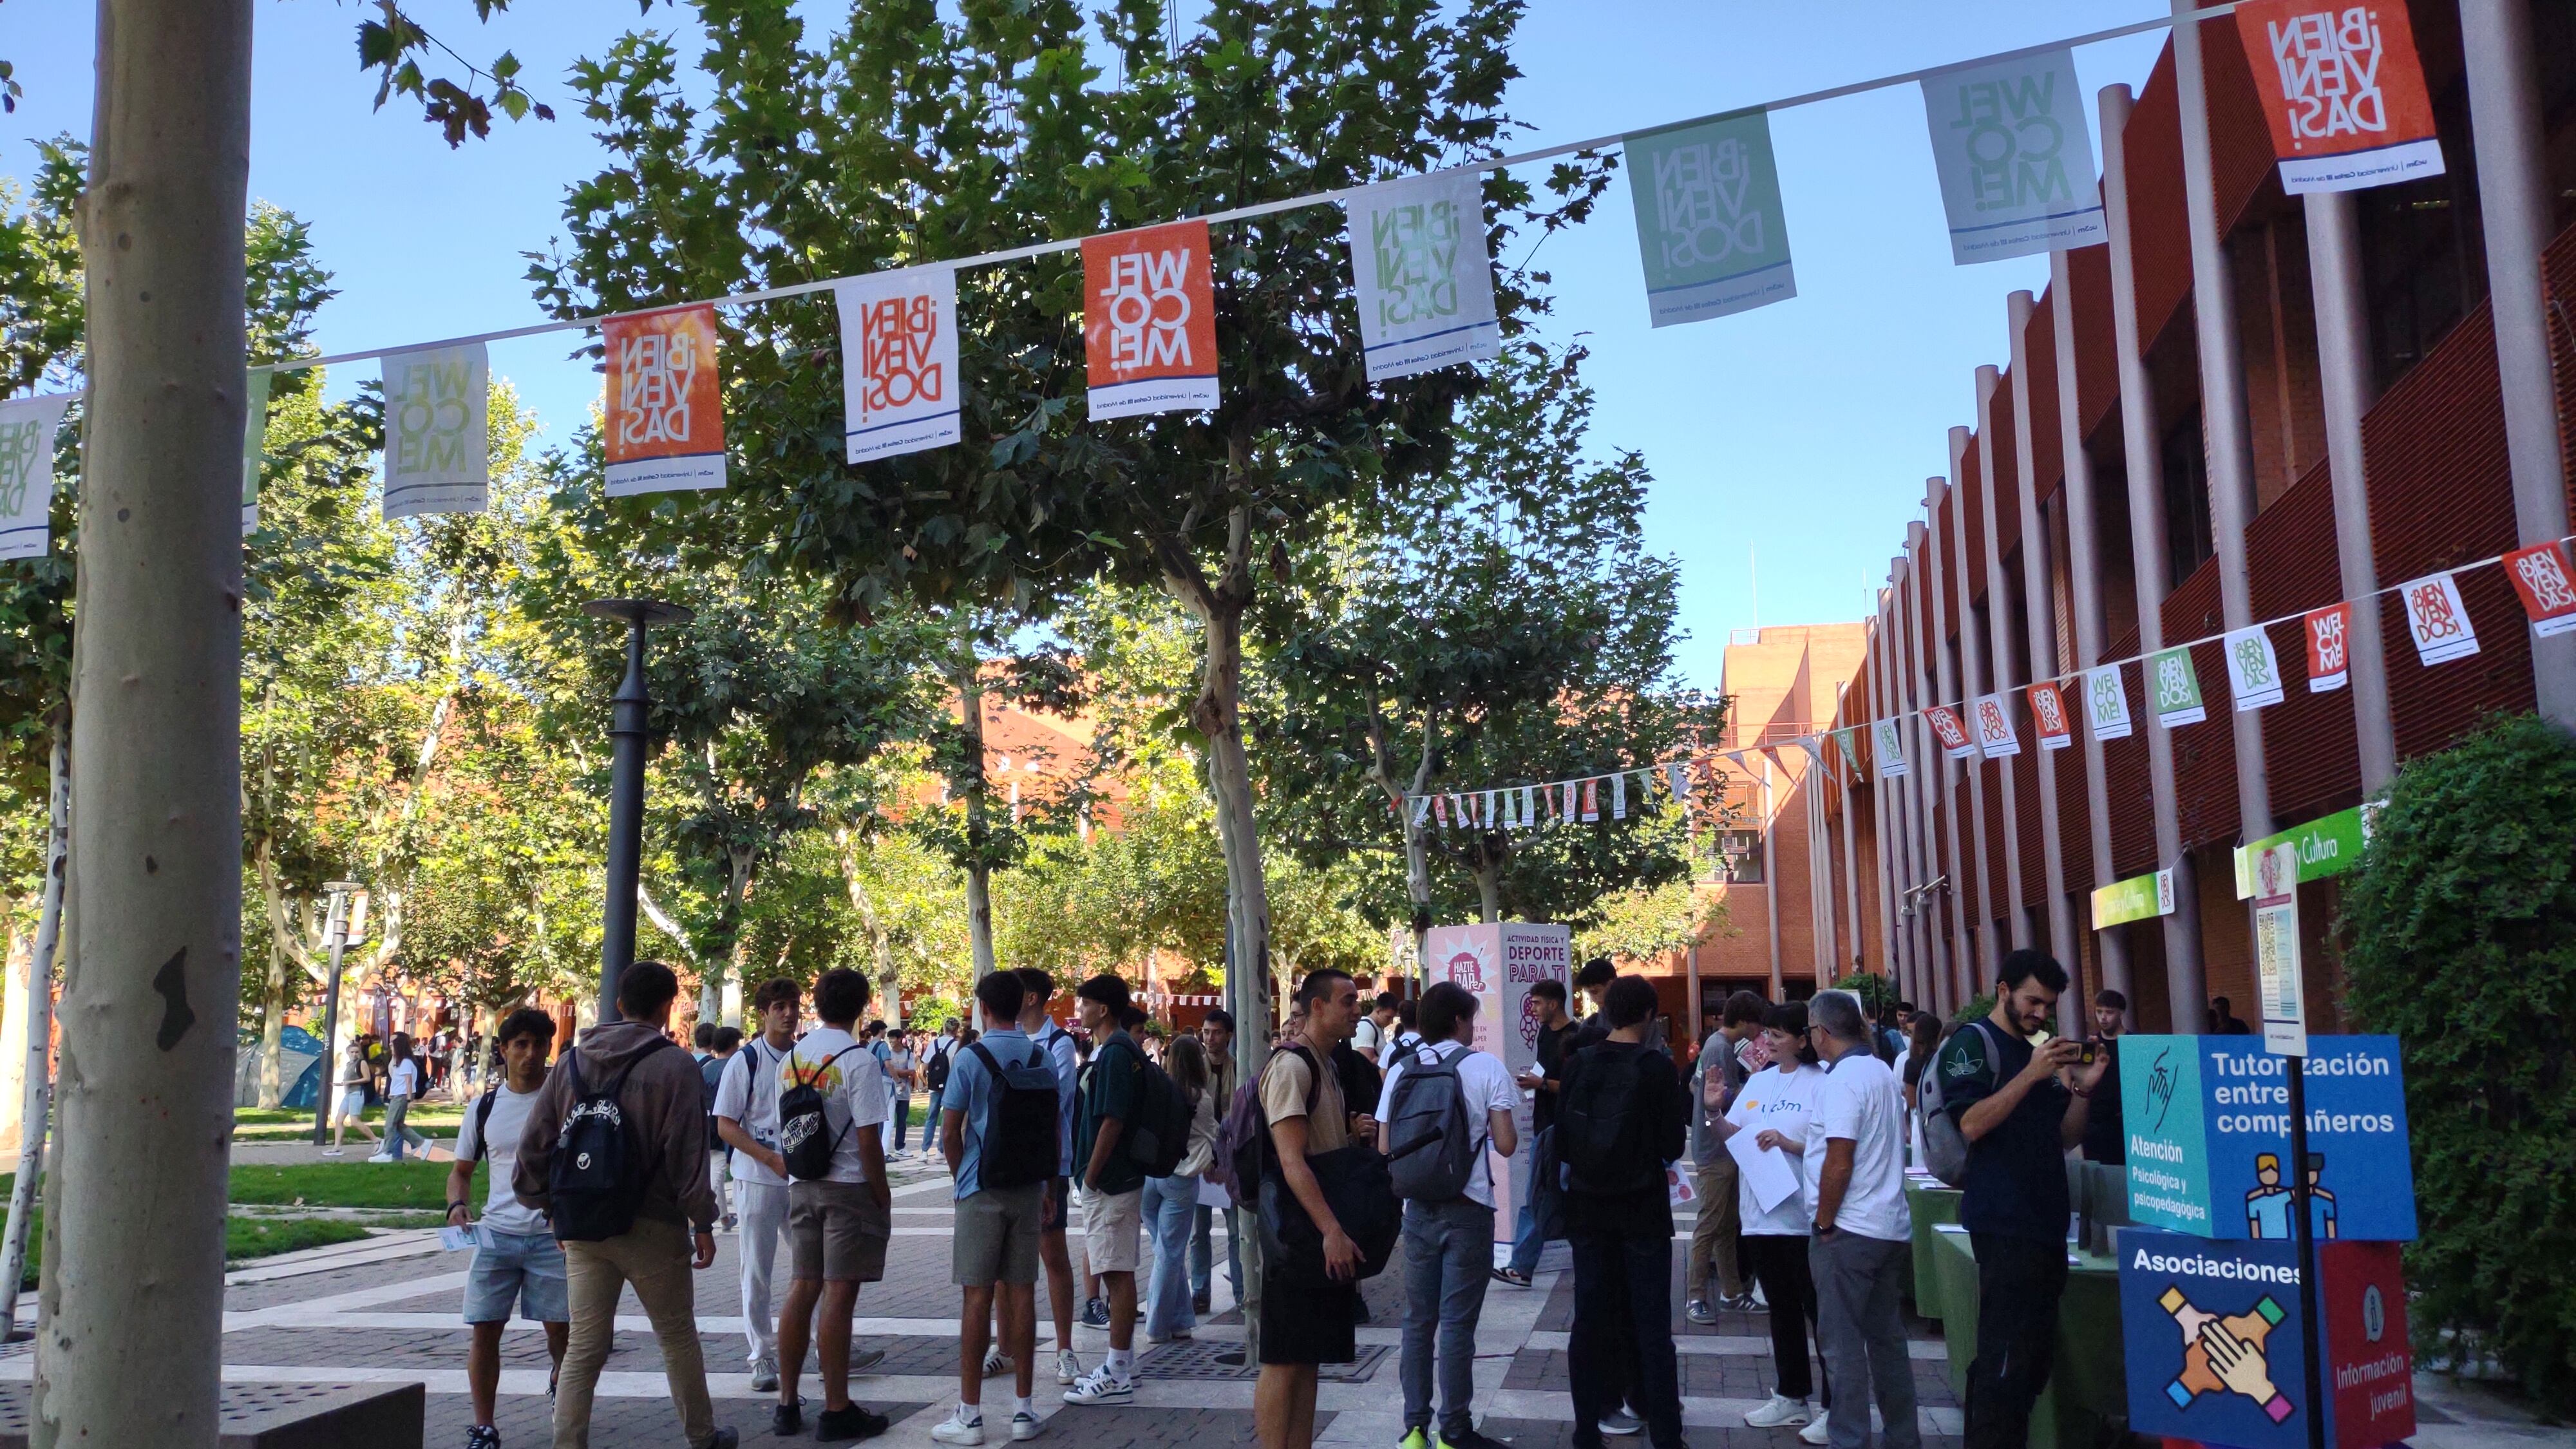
[2234,0,2446,195]
[1084,220,1220,419]
[1918,46,2107,264]
[2148,646,2208,728]
[1624,109,1797,328]
[0,393,69,561]
[2398,570,2479,665]
[243,368,270,535]
[1872,718,1910,777]
[381,343,490,520]
[1347,169,1501,381]
[2085,664,2135,741]
[2027,681,2074,750]
[603,305,728,497]
[2253,844,2307,1056]
[2222,624,2286,712]
[1971,692,2020,758]
[835,267,961,462]
[2504,541,2576,637]
[1924,705,1976,760]
[2304,603,2353,691]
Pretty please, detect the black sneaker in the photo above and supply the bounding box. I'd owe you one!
[1441,1430,1517,1449]
[1192,1291,1211,1316]
[773,1401,804,1437]
[465,1427,501,1449]
[816,1404,892,1442]
[1080,1298,1110,1329]
[698,1432,739,1449]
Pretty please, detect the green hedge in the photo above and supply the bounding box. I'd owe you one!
[2342,714,2576,1412]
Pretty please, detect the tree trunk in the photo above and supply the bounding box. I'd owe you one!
[43,3,252,1443]
[1365,708,1440,984]
[256,932,284,1108]
[954,636,997,980]
[833,828,904,1023]
[2,723,70,1331]
[1474,859,1501,923]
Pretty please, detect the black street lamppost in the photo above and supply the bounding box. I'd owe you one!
[583,598,692,1022]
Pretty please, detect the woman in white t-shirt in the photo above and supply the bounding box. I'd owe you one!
[1726,1001,1830,1431]
[372,1034,432,1164]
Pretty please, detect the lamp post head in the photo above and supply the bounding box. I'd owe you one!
[582,598,694,629]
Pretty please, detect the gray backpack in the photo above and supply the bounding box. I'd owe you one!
[1384,1045,1481,1202]
[1917,1021,1998,1188]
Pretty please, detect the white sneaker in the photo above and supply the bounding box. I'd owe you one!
[1060,1365,1133,1406]
[1055,1351,1082,1387]
[1744,1394,1812,1428]
[1798,1410,1832,1445]
[748,1358,779,1394]
[1010,1409,1045,1441]
[1600,1410,1643,1437]
[365,1152,395,1164]
[983,1346,1014,1378]
[932,1406,987,1445]
[319,1148,343,1157]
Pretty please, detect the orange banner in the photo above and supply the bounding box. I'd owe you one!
[2233,0,2444,194]
[603,304,727,496]
[1082,220,1220,421]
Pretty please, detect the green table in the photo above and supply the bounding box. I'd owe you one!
[1905,1178,1962,1320]
[1926,1226,2130,1449]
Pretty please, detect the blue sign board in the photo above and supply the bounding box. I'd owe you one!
[2119,1036,2415,1241]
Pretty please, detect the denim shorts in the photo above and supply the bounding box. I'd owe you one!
[464,1228,569,1324]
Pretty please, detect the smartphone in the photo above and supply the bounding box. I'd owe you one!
[2078,1039,2101,1067]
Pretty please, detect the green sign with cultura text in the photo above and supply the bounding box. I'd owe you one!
[2092,868,2175,929]
[2231,804,2371,899]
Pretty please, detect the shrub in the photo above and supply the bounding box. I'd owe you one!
[2342,714,2576,1412]
[1829,971,1899,1019]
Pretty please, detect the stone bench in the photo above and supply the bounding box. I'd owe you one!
[0,1381,423,1448]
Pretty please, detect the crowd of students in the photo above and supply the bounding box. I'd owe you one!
[431,944,2125,1449]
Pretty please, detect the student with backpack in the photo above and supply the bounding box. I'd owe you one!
[922,1019,961,1159]
[933,971,1056,1445]
[1728,1001,1831,1437]
[772,968,897,1441]
[1251,969,1375,1449]
[1140,1034,1222,1345]
[448,1007,569,1449]
[701,1027,741,1231]
[511,961,736,1449]
[1555,975,1689,1449]
[714,978,802,1394]
[1062,975,1158,1406]
[1376,981,1520,1449]
[1929,951,2108,1449]
[1014,968,1088,1387]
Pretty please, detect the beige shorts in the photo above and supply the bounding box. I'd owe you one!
[1081,1185,1144,1274]
[789,1179,890,1283]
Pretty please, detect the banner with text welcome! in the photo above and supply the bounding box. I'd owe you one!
[1347,170,1502,380]
[1083,220,1220,419]
[2234,0,2445,195]
[1625,109,1797,327]
[603,305,727,497]
[836,267,961,463]
[1918,46,2106,264]
[381,343,490,520]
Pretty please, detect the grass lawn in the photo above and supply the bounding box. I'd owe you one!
[229,1160,483,1211]
[10,1212,381,1286]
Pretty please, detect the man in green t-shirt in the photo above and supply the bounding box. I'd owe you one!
[1065,974,1146,1407]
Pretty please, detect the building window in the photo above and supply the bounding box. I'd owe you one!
[2159,409,2215,589]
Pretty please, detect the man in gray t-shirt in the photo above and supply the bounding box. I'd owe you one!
[1685,990,1770,1321]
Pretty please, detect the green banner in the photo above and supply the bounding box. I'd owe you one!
[2231,804,2371,899]
[1624,109,1797,328]
[2146,645,2206,727]
[2090,868,2174,929]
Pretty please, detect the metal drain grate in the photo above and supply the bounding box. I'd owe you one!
[1133,1340,1388,1383]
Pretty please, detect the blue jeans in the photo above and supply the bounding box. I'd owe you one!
[1140,1174,1198,1340]
[1507,1135,1546,1275]
[1191,1202,1242,1307]
[891,1094,912,1152]
[1401,1197,1496,1437]
[383,1094,428,1160]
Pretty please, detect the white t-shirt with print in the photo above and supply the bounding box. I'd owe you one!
[714,1037,791,1188]
[1374,1039,1520,1210]
[781,1026,891,1184]
[389,1057,419,1099]
[1803,1050,1911,1243]
[455,1083,547,1236]
[1726,1062,1826,1236]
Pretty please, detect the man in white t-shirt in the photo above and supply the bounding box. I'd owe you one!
[446,1008,570,1449]
[715,977,802,1393]
[1803,990,1918,1449]
[771,968,895,1441]
[1353,992,1398,1064]
[1376,981,1519,1449]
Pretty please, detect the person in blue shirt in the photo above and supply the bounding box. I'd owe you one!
[1016,969,1086,1388]
[2245,1155,2295,1238]
[935,971,1047,1445]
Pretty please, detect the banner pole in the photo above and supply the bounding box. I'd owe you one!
[2284,1055,2328,1449]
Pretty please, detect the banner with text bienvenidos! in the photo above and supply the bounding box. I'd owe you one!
[1624,109,1798,328]
[0,394,70,562]
[837,267,961,464]
[603,305,728,497]
[1920,45,2107,264]
[1347,170,1501,381]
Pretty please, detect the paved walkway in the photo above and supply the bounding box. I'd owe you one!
[6,1152,2562,1449]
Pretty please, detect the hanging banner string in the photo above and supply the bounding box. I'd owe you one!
[1403,736,1821,817]
[8,6,2238,402]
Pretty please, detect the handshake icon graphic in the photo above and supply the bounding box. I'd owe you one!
[2157,1285,2297,1425]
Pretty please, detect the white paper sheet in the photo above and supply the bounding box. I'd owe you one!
[1725,1124,1804,1214]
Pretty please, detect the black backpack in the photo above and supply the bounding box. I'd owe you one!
[1384,1045,1479,1202]
[778,1044,867,1182]
[1557,1045,1661,1197]
[548,1041,669,1242]
[969,1040,1063,1191]
[1110,1040,1194,1179]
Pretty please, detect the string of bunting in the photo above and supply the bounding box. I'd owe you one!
[4,0,2404,556]
[1399,739,1815,834]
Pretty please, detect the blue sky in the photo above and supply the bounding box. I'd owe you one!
[1,2,2169,690]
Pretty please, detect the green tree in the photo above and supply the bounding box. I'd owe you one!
[1576,874,1724,971]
